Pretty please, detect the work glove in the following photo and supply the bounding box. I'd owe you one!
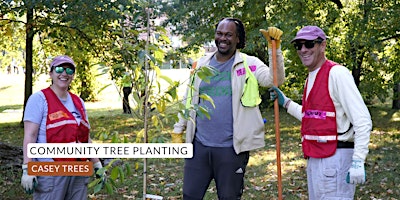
[346,160,366,184]
[260,27,283,49]
[171,133,184,143]
[93,161,106,188]
[21,164,37,194]
[268,86,291,109]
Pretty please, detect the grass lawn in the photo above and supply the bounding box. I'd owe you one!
[0,72,399,199]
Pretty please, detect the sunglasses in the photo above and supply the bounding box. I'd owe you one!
[54,66,75,75]
[293,39,323,50]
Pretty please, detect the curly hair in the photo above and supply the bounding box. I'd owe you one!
[215,17,246,49]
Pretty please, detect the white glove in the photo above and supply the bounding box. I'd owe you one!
[346,160,366,184]
[21,164,37,194]
[93,161,106,188]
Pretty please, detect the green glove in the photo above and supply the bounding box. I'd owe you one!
[260,27,283,48]
[268,86,291,108]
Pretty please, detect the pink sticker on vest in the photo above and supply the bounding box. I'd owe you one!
[236,65,257,76]
[236,68,246,76]
[304,110,327,119]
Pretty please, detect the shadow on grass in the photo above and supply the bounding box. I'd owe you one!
[0,85,11,92]
[0,104,23,113]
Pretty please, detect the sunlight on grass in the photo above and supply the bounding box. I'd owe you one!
[248,149,277,166]
[0,73,25,123]
[0,111,23,123]
[391,111,400,122]
[1,71,400,199]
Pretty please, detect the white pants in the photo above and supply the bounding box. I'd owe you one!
[307,148,356,200]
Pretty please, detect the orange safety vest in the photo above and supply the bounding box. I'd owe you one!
[42,87,90,161]
[301,60,338,158]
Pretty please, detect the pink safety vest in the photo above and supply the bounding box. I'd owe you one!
[42,87,90,161]
[301,60,338,158]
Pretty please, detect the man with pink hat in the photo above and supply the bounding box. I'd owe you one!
[270,26,372,199]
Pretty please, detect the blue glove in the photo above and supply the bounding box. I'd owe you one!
[268,86,291,108]
[346,160,366,184]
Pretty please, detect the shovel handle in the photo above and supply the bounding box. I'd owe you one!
[271,39,283,200]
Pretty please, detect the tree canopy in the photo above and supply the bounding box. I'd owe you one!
[161,0,400,106]
[1,0,399,108]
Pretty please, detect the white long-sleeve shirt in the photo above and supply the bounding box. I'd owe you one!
[287,64,372,161]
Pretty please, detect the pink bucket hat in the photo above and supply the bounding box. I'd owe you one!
[291,26,327,43]
[50,55,76,68]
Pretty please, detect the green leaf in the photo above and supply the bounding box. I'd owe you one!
[110,167,119,180]
[105,182,113,194]
[88,179,99,188]
[159,74,174,84]
[96,167,106,177]
[125,163,131,176]
[199,94,215,108]
[93,181,103,194]
[196,65,218,83]
[111,133,119,143]
[199,106,211,120]
[118,167,125,182]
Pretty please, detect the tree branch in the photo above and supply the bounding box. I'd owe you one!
[381,33,400,42]
[330,0,343,9]
[0,18,26,25]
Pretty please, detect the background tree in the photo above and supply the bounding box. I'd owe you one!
[161,0,400,108]
[0,0,133,123]
[0,0,184,195]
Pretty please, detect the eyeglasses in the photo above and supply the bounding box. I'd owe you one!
[293,39,323,50]
[54,66,75,75]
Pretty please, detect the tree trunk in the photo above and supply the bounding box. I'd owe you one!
[352,66,361,87]
[393,82,400,109]
[350,47,364,87]
[22,6,34,124]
